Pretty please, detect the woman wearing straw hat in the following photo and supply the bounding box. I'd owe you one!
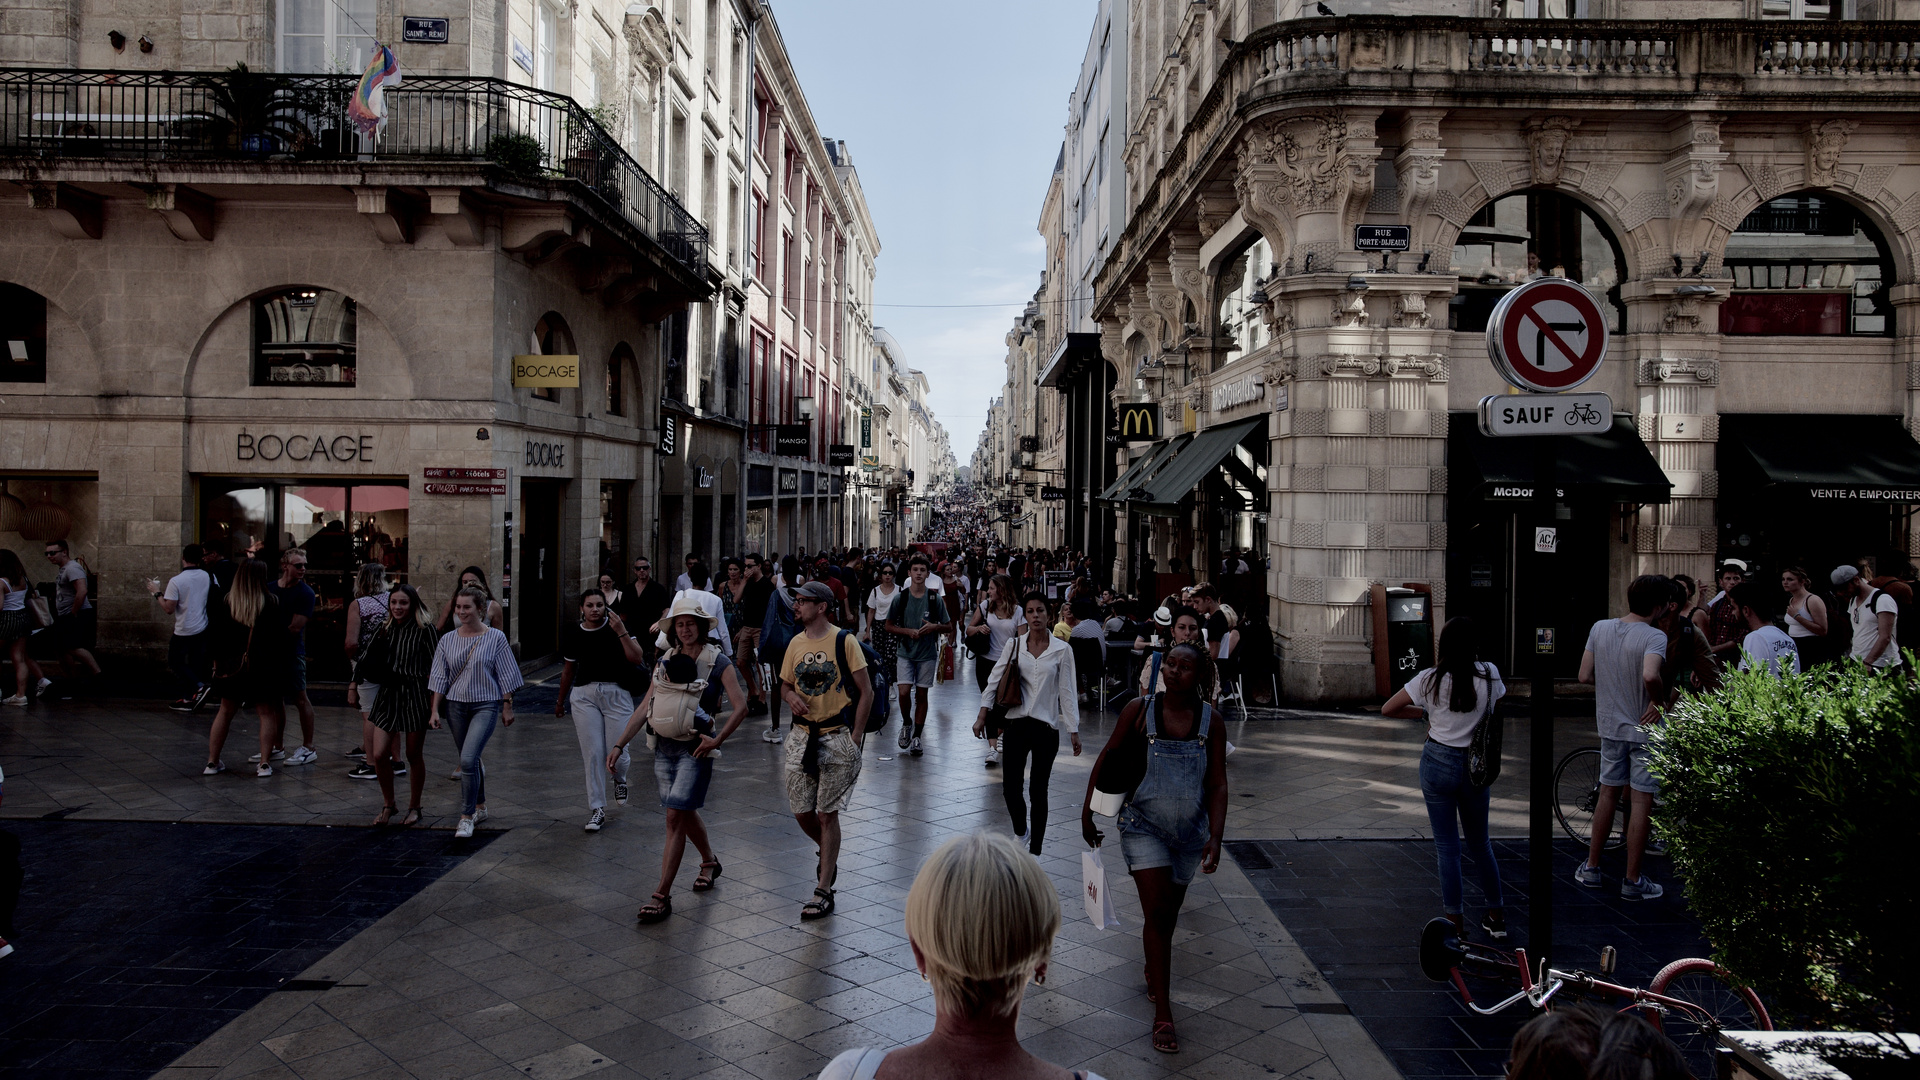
[609,592,749,924]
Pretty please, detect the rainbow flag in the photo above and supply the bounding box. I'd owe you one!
[347,43,400,137]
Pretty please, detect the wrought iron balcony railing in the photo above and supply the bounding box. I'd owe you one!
[0,67,707,278]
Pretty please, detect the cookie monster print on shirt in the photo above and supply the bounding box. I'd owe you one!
[779,627,865,725]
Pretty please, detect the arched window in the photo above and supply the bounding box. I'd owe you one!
[1448,190,1626,333]
[530,312,575,402]
[0,284,48,384]
[1215,234,1274,367]
[607,342,633,416]
[254,286,356,387]
[1720,194,1893,337]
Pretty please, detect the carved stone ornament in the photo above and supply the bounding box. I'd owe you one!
[1392,292,1432,329]
[1335,291,1369,328]
[1234,111,1367,252]
[1144,261,1183,348]
[1525,116,1581,187]
[1397,151,1444,241]
[1639,358,1720,385]
[1806,119,1857,188]
[1662,296,1703,334]
[1259,297,1296,334]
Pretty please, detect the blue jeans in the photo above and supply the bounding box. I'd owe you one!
[1419,740,1505,916]
[444,699,500,817]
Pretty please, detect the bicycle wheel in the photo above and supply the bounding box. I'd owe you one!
[1647,958,1772,1075]
[1553,748,1624,850]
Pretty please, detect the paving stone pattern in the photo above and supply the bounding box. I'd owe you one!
[0,819,496,1080]
[1229,837,1717,1080]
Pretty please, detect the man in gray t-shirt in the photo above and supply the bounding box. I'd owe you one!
[1575,574,1673,902]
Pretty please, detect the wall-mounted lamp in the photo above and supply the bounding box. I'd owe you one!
[1345,275,1370,291]
[795,395,816,421]
[476,427,491,441]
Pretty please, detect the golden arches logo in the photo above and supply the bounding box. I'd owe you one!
[1117,404,1159,439]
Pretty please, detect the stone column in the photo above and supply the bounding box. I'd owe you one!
[1626,278,1733,587]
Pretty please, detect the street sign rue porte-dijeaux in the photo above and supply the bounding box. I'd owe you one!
[1353,224,1411,251]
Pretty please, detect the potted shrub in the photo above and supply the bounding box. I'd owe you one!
[1651,657,1919,1040]
[182,63,322,156]
[485,132,547,177]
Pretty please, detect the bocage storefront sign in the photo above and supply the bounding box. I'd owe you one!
[524,440,567,468]
[1211,373,1266,413]
[511,354,581,388]
[238,432,375,463]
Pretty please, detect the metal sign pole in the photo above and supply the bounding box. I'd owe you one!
[1529,438,1557,972]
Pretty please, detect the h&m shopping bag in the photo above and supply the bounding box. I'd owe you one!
[1081,850,1121,929]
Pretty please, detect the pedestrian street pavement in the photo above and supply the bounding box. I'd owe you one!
[0,674,1599,1080]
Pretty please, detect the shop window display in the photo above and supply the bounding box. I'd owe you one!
[0,284,48,384]
[253,287,357,387]
[1720,194,1893,337]
[1448,190,1626,334]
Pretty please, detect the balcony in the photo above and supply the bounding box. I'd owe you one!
[0,67,707,281]
[1104,16,1920,296]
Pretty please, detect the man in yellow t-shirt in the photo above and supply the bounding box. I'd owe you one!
[779,580,872,921]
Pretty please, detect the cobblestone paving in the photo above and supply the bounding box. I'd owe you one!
[0,678,1588,1080]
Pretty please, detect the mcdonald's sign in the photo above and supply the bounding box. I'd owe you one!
[1116,402,1161,442]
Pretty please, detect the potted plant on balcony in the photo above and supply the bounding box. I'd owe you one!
[484,132,548,177]
[182,63,323,157]
[1651,657,1919,1051]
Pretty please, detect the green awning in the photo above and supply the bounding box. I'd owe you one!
[1457,414,1672,503]
[1135,418,1266,513]
[1721,414,1920,501]
[1097,437,1184,505]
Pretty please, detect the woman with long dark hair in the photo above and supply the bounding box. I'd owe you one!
[0,550,46,705]
[436,566,504,633]
[202,560,293,777]
[1381,617,1508,939]
[974,592,1081,854]
[363,584,436,825]
[345,562,392,781]
[555,587,647,832]
[966,573,1021,767]
[1081,641,1227,1053]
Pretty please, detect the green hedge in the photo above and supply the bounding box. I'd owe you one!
[1650,656,1919,1034]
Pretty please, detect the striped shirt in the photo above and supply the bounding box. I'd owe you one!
[429,627,524,702]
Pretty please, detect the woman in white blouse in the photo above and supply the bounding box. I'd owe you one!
[974,592,1082,855]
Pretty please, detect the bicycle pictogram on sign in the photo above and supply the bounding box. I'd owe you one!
[1485,278,1611,393]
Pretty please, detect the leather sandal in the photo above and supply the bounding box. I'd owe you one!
[636,892,672,924]
[373,805,396,827]
[800,887,835,920]
[400,807,421,827]
[693,860,723,891]
[1151,1020,1179,1054]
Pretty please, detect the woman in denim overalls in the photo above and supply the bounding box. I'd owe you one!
[1080,642,1229,1055]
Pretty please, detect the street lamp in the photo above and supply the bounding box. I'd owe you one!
[796,395,816,421]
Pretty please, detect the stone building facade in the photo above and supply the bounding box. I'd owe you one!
[1078,2,1920,700]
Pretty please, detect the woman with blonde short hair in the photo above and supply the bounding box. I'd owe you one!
[815,832,1105,1080]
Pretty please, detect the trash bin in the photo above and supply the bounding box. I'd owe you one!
[1383,587,1433,694]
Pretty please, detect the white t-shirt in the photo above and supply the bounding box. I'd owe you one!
[1408,663,1505,747]
[164,567,213,636]
[1738,625,1800,677]
[865,584,899,632]
[1849,590,1903,668]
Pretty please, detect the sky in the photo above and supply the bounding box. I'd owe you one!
[769,0,1099,462]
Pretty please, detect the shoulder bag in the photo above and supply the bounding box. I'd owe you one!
[25,584,54,629]
[1466,669,1503,788]
[1092,694,1152,803]
[984,638,1023,728]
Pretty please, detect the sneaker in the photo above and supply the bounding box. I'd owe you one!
[762,726,783,744]
[1573,863,1604,889]
[1,695,25,707]
[1646,836,1668,857]
[615,783,628,806]
[1481,913,1508,940]
[0,935,12,959]
[455,818,475,838]
[390,761,407,776]
[255,763,273,778]
[191,684,215,711]
[909,736,923,757]
[984,745,999,767]
[201,761,227,776]
[347,763,377,780]
[284,747,318,766]
[247,749,286,764]
[747,699,768,716]
[584,808,606,832]
[473,807,488,824]
[36,678,52,693]
[168,697,197,712]
[1621,876,1665,901]
[898,725,912,750]
[345,746,366,759]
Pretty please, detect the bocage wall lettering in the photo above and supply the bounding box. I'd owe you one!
[237,432,375,463]
[525,440,567,468]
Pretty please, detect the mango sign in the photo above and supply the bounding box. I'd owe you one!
[512,354,580,387]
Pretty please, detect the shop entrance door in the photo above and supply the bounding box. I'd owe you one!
[1450,498,1608,681]
[518,481,563,660]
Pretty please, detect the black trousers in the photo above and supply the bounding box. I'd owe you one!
[1001,718,1060,852]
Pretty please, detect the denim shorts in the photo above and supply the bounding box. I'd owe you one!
[1599,737,1659,794]
[653,738,714,810]
[896,654,937,688]
[1118,817,1205,887]
[286,654,307,697]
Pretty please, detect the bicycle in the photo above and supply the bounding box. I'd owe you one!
[1554,746,1625,850]
[1420,918,1771,1076]
[1564,401,1605,426]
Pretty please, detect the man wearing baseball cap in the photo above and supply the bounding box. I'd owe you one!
[1832,565,1902,672]
[779,580,873,920]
